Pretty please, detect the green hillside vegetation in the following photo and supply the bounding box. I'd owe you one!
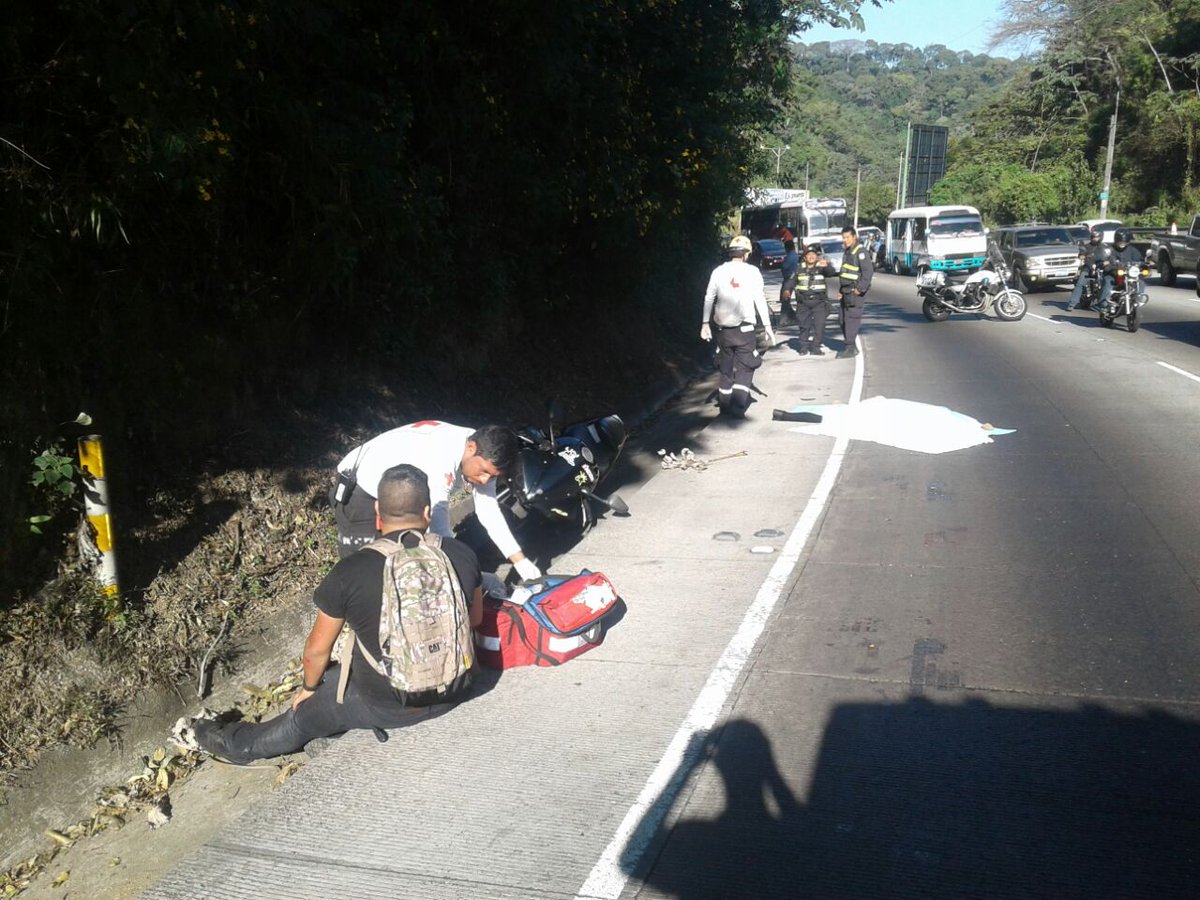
[754,40,1026,225]
[932,0,1200,225]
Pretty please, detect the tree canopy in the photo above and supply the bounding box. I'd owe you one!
[933,0,1200,224]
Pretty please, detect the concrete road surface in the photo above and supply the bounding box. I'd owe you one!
[147,271,1200,900]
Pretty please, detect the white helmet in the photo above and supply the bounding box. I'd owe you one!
[728,235,752,253]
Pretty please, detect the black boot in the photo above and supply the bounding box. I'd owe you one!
[194,711,306,764]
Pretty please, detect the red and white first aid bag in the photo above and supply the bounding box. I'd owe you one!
[474,570,620,669]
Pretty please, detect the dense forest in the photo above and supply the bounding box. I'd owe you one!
[759,40,1026,224]
[932,0,1200,225]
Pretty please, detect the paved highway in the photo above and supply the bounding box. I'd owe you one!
[632,271,1200,898]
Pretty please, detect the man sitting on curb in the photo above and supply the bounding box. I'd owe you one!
[179,463,483,764]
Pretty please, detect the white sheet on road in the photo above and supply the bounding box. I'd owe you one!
[786,395,1015,454]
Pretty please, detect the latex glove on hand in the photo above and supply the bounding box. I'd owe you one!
[513,557,542,582]
[700,323,712,342]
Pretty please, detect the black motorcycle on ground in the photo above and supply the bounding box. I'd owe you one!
[496,403,630,532]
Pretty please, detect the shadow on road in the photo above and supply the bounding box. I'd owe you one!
[1137,318,1200,345]
[623,699,1200,899]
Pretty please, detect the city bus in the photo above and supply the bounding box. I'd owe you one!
[740,192,848,242]
[886,205,987,275]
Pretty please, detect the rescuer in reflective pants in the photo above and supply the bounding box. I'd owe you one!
[785,242,839,356]
[837,226,874,359]
[701,235,776,418]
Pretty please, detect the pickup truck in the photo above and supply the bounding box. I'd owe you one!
[1149,215,1200,295]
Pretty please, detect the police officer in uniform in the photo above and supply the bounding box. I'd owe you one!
[784,242,838,356]
[701,235,776,418]
[836,226,873,359]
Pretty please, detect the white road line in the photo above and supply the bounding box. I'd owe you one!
[575,347,865,900]
[1157,361,1200,385]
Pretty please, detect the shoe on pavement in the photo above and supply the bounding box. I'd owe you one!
[810,347,826,356]
[836,346,858,359]
[796,346,809,356]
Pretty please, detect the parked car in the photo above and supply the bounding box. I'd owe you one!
[1148,214,1200,292]
[751,238,786,269]
[993,225,1081,292]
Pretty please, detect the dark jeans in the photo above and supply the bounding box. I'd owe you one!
[778,285,797,323]
[329,480,379,559]
[194,665,443,764]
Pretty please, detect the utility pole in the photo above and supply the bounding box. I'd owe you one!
[899,122,912,208]
[1100,90,1120,218]
[854,166,862,230]
[895,154,904,209]
[759,144,788,182]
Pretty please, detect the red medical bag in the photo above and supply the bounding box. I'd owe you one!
[474,571,620,669]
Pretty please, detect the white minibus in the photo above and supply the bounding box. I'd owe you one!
[886,205,987,275]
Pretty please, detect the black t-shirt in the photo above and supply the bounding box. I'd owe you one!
[313,529,482,705]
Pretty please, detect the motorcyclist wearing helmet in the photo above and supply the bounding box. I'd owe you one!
[1099,228,1147,311]
[1065,228,1108,311]
[701,235,776,418]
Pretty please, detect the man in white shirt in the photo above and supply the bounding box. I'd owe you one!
[330,421,540,580]
[700,235,776,418]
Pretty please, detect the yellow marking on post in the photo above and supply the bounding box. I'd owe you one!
[89,514,114,553]
[78,437,106,478]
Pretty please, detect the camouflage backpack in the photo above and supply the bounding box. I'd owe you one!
[336,531,473,703]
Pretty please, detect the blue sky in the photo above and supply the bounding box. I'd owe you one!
[798,0,1020,56]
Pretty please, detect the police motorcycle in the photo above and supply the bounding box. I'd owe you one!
[916,240,1027,322]
[495,401,630,532]
[1096,254,1152,333]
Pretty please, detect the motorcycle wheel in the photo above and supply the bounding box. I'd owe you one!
[1128,303,1140,333]
[992,289,1027,321]
[922,297,952,322]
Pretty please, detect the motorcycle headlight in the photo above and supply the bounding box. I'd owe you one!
[1140,268,1150,277]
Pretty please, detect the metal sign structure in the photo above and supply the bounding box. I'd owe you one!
[901,124,949,208]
